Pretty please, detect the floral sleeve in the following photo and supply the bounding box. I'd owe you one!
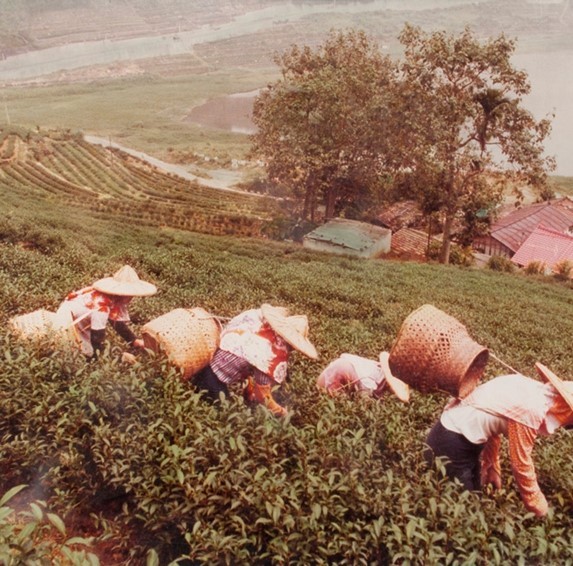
[507,420,548,517]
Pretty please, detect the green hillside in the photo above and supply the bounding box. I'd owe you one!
[2,171,573,563]
[0,127,280,238]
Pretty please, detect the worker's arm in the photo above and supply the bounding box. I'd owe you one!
[109,319,138,345]
[507,420,548,517]
[480,434,502,490]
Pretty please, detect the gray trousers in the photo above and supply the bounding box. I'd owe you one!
[424,420,484,491]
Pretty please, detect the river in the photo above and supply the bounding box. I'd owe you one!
[0,0,492,81]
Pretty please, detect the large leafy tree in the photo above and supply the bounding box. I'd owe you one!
[396,24,555,263]
[250,29,398,222]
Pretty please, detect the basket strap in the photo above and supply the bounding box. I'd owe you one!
[489,352,520,375]
[65,310,92,329]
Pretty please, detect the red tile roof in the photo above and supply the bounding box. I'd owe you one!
[377,200,423,231]
[511,225,573,269]
[490,200,573,254]
[390,228,436,259]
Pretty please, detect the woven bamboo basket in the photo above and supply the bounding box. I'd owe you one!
[388,304,489,398]
[9,309,77,345]
[142,307,221,380]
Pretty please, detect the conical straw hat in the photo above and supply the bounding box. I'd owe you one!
[93,265,157,297]
[261,304,318,360]
[535,362,573,411]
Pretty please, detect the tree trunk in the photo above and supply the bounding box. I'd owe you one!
[303,181,315,221]
[325,185,336,220]
[440,212,454,264]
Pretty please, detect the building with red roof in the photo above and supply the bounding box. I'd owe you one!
[473,199,573,258]
[511,225,573,273]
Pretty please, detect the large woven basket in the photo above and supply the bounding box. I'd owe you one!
[142,307,220,380]
[388,304,489,398]
[9,309,77,345]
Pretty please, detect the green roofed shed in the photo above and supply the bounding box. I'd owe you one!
[303,218,391,258]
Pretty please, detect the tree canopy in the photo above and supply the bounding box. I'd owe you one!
[395,24,554,263]
[250,29,398,222]
[250,25,554,263]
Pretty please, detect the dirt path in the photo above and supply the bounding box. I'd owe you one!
[84,134,258,195]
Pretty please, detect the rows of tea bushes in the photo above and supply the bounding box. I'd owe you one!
[0,127,280,239]
[1,198,573,564]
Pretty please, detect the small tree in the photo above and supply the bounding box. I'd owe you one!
[250,29,397,222]
[396,25,555,264]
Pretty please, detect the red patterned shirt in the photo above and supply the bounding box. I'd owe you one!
[217,308,290,384]
[57,287,131,356]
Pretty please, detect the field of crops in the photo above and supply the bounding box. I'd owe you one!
[0,127,281,240]
[2,179,573,564]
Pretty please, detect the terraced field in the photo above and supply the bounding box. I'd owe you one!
[0,128,280,238]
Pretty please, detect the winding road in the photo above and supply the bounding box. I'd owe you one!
[84,135,254,194]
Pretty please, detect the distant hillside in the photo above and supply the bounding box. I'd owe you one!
[0,0,280,56]
[0,0,571,62]
[0,127,279,238]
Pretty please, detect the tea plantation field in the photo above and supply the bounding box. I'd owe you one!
[2,184,573,564]
[0,127,281,242]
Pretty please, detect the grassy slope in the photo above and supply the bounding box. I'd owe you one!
[1,70,273,161]
[2,189,573,562]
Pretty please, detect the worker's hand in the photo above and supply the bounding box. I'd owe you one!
[481,468,502,490]
[132,338,145,349]
[121,352,137,365]
[527,494,549,518]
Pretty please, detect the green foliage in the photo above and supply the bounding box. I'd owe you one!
[0,127,283,240]
[0,485,98,565]
[396,24,555,264]
[524,260,547,276]
[251,24,554,262]
[3,198,573,563]
[487,255,515,273]
[250,28,396,222]
[428,241,474,267]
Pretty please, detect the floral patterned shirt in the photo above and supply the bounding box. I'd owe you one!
[218,308,290,383]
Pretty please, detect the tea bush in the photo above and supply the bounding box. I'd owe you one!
[2,199,573,563]
[0,485,98,565]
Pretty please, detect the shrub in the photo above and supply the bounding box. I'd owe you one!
[4,201,573,563]
[0,485,97,565]
[487,255,515,273]
[428,241,474,266]
[553,259,573,281]
[524,260,547,276]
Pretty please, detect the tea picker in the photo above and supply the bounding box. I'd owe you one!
[192,304,318,417]
[391,305,573,518]
[316,351,410,403]
[54,265,157,359]
[426,362,573,517]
